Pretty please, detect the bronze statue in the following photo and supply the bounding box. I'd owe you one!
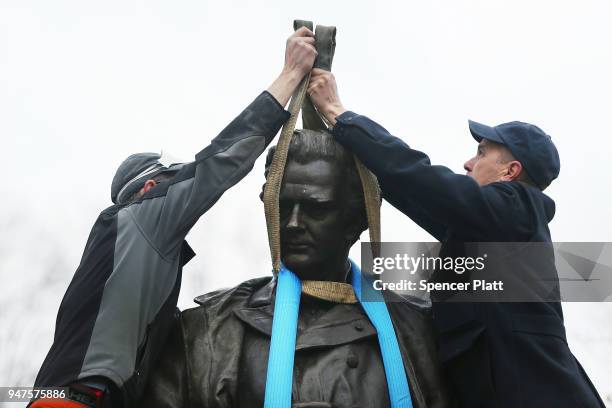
[140,129,452,408]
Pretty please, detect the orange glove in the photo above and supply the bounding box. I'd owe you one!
[29,399,90,408]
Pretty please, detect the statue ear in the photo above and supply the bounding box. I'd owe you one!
[344,212,368,245]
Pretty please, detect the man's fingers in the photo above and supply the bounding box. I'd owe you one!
[296,40,317,51]
[300,36,316,46]
[310,72,333,86]
[309,70,322,80]
[310,69,333,81]
[303,43,318,55]
[291,37,315,50]
[307,80,324,94]
[293,26,314,38]
[308,78,323,88]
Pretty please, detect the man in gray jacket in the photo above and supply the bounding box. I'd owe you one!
[32,27,317,408]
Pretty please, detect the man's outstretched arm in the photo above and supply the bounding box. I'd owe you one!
[307,69,528,241]
[131,27,318,256]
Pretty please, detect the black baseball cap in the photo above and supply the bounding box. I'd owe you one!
[468,120,560,189]
[111,152,184,204]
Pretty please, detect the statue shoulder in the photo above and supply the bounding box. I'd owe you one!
[192,276,272,307]
[180,276,273,326]
[174,276,273,361]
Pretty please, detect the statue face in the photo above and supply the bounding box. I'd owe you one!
[279,158,353,281]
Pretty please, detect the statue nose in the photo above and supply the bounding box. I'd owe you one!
[287,203,303,229]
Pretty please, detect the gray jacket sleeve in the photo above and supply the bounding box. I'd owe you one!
[127,91,289,258]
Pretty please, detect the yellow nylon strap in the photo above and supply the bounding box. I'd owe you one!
[302,280,358,304]
[355,157,381,258]
[263,73,311,272]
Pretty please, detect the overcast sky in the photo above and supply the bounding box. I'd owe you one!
[1,0,611,405]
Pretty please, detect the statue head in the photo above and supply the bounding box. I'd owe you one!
[262,129,369,282]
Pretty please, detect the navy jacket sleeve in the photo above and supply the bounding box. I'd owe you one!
[332,111,534,241]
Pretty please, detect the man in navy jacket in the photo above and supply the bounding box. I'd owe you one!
[307,68,605,407]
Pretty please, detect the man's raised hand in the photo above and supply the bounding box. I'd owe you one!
[267,27,317,107]
[283,27,318,79]
[307,68,347,126]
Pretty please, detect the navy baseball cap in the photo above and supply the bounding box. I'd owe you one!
[111,152,185,204]
[468,120,560,189]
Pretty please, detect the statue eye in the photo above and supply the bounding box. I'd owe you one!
[304,202,332,219]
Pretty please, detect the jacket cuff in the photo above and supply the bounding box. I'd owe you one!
[261,90,288,113]
[257,91,291,143]
[331,111,361,140]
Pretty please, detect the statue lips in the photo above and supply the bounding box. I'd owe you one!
[284,240,313,252]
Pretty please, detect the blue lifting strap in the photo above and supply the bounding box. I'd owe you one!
[263,261,413,408]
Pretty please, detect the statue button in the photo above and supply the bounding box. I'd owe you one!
[354,322,364,331]
[346,353,359,368]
